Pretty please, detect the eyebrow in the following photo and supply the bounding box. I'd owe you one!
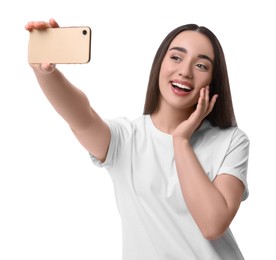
[169,46,214,64]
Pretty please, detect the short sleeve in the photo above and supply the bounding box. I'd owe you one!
[89,117,132,169]
[218,128,250,201]
[89,119,116,169]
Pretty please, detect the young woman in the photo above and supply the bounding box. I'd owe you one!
[25,19,250,260]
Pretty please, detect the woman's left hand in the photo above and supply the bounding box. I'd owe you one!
[173,86,218,141]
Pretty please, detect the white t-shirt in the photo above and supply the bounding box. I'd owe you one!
[90,115,250,260]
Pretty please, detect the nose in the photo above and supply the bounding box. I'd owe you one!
[178,62,193,79]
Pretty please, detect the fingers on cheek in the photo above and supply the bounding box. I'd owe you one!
[200,88,205,100]
[205,87,210,100]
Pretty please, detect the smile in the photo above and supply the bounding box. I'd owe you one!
[171,82,192,92]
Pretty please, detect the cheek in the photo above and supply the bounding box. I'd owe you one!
[159,64,175,90]
[158,64,168,87]
[160,59,175,76]
[195,73,212,88]
[206,70,213,85]
[159,63,167,79]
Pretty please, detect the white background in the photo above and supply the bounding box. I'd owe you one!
[0,0,275,259]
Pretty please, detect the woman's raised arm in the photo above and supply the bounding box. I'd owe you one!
[26,19,110,162]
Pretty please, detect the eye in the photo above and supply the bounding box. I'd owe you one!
[170,55,182,62]
[196,63,208,71]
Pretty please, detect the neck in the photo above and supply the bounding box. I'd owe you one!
[151,105,194,135]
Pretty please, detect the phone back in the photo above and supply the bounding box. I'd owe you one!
[28,27,91,64]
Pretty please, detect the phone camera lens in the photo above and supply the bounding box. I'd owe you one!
[82,30,87,35]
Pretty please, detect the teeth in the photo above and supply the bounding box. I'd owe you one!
[172,82,192,91]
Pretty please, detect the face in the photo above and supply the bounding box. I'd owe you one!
[158,30,214,113]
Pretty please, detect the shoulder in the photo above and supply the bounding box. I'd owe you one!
[193,120,250,151]
[104,115,147,137]
[204,120,249,141]
[105,115,146,128]
[232,126,250,143]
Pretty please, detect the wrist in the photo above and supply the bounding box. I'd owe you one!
[173,135,190,147]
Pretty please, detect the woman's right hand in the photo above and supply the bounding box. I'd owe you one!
[25,18,59,73]
[25,18,59,31]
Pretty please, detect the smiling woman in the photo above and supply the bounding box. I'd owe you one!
[157,30,214,115]
[144,24,235,129]
[26,19,249,260]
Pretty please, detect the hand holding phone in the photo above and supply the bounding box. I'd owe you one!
[28,27,92,64]
[27,21,91,64]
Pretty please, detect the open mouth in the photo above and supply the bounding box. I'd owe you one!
[171,82,192,92]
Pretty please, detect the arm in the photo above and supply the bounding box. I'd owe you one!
[173,87,244,240]
[26,19,110,162]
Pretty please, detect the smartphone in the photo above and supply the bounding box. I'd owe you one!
[28,27,91,64]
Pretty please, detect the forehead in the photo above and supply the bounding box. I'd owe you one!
[169,30,214,59]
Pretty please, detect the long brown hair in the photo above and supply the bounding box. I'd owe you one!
[143,24,237,128]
